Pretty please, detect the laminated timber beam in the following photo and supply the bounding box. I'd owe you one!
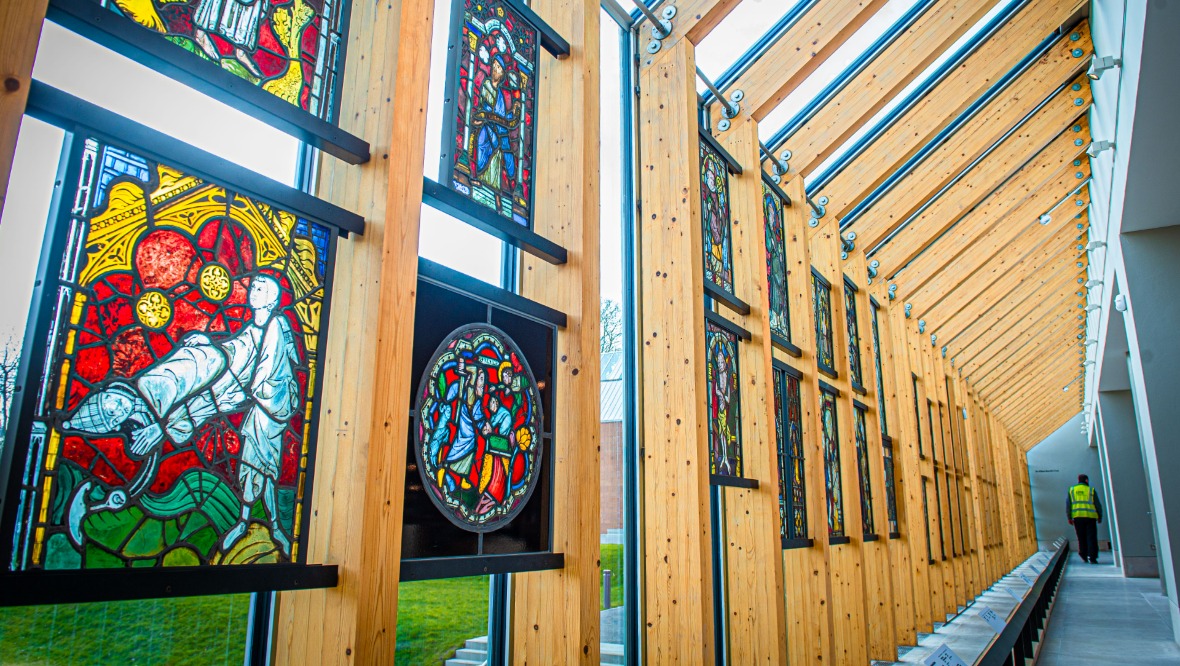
[812,5,1088,223]
[636,37,715,664]
[714,0,890,124]
[981,349,1082,408]
[846,59,1093,252]
[663,0,744,45]
[0,0,49,210]
[766,0,996,181]
[512,0,603,661]
[712,117,790,666]
[879,122,1090,286]
[922,228,1088,338]
[1005,384,1082,435]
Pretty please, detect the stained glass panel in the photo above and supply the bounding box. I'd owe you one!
[441,0,540,227]
[853,405,874,536]
[882,438,899,535]
[773,366,806,541]
[7,134,338,571]
[844,280,863,388]
[912,375,924,457]
[700,139,734,295]
[870,303,888,436]
[921,479,933,562]
[90,0,348,119]
[819,387,843,538]
[812,271,835,375]
[706,319,741,477]
[414,324,543,532]
[763,182,789,341]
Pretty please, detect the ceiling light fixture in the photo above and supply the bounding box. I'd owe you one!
[1087,140,1115,158]
[1088,54,1122,80]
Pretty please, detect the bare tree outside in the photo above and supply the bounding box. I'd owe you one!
[0,336,19,445]
[601,299,622,353]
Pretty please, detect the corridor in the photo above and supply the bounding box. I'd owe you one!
[1038,560,1180,665]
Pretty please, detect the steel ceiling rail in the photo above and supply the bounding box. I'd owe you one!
[762,0,939,157]
[699,0,821,107]
[807,0,1035,195]
[834,25,1060,231]
[863,78,1072,256]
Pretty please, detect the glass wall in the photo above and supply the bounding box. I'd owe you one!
[598,6,636,664]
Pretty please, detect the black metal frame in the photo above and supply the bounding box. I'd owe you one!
[706,282,751,316]
[0,85,359,603]
[704,309,753,341]
[869,296,889,438]
[437,0,569,234]
[0,563,337,607]
[25,83,365,236]
[422,178,567,265]
[47,0,369,164]
[772,334,803,357]
[704,312,748,484]
[399,259,565,581]
[817,382,845,540]
[843,276,867,396]
[772,359,808,548]
[761,172,793,207]
[882,434,901,540]
[977,543,1069,666]
[812,268,838,380]
[851,400,876,540]
[699,127,743,175]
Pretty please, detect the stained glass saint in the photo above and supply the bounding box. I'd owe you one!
[774,366,806,541]
[854,406,874,535]
[763,182,789,341]
[441,0,540,227]
[845,280,863,388]
[883,438,899,535]
[820,388,843,537]
[705,319,741,477]
[871,303,888,436]
[813,271,835,375]
[8,136,335,570]
[93,0,347,117]
[414,324,543,531]
[700,140,734,295]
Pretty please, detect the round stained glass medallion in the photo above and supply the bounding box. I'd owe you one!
[414,323,543,532]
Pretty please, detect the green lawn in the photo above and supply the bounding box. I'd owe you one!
[395,576,489,666]
[0,594,249,665]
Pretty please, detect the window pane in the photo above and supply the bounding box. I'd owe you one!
[395,576,491,665]
[0,595,250,665]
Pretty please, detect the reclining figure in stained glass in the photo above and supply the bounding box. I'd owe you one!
[62,273,299,556]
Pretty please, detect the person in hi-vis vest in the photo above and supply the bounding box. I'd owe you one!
[1067,474,1103,564]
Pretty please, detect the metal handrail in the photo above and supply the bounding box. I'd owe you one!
[977,540,1070,666]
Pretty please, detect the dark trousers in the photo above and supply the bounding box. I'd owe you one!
[1074,517,1099,562]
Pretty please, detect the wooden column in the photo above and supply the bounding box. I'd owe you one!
[637,37,714,664]
[274,0,434,662]
[715,118,788,665]
[777,176,831,665]
[809,218,870,665]
[844,254,897,662]
[869,282,917,647]
[888,305,934,632]
[0,0,48,213]
[513,0,602,661]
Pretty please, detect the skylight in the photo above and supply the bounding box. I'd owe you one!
[694,0,806,95]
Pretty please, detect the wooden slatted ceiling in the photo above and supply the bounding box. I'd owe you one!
[873,103,1091,279]
[714,0,891,123]
[761,0,997,180]
[806,3,1085,221]
[887,132,1091,299]
[843,47,1092,252]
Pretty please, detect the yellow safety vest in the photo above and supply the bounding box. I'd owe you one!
[1069,484,1099,520]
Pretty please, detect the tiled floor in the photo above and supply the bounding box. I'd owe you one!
[1037,559,1180,665]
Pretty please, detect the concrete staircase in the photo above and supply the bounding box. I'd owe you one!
[444,636,487,666]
